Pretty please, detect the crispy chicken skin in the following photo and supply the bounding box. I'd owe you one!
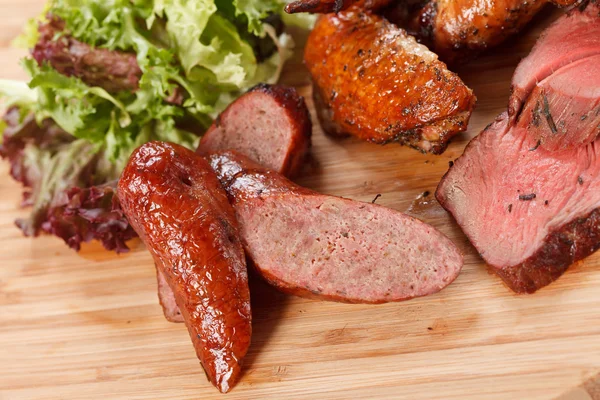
[305,10,476,154]
[285,0,392,14]
[388,0,580,64]
[118,142,251,393]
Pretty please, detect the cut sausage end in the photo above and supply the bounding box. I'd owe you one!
[238,193,463,303]
[156,265,184,323]
[199,84,311,177]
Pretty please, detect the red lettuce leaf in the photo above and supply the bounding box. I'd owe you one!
[1,107,138,252]
[42,182,137,253]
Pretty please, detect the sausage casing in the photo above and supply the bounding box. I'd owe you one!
[118,142,251,393]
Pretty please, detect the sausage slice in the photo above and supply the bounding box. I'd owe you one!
[198,84,312,177]
[159,83,313,323]
[208,151,463,303]
[118,142,251,393]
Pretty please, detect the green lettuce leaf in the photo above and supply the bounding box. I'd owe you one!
[0,79,38,110]
[11,0,295,172]
[12,11,47,49]
[1,0,297,252]
[47,0,292,119]
[280,9,316,30]
[50,0,143,51]
[22,59,198,165]
[233,0,282,36]
[8,0,294,172]
[157,1,255,87]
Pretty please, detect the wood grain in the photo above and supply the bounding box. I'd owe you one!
[1,3,599,399]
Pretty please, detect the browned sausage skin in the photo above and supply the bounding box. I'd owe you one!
[118,142,251,393]
[199,84,312,178]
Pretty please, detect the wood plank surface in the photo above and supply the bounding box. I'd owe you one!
[1,2,599,399]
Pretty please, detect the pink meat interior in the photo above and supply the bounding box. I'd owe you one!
[518,54,600,150]
[237,194,463,302]
[511,3,600,112]
[438,113,600,269]
[201,92,292,173]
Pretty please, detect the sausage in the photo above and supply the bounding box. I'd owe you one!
[117,142,251,393]
[158,83,312,324]
[198,84,312,178]
[157,148,462,311]
[207,150,463,303]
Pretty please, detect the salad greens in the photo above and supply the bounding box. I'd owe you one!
[0,0,304,252]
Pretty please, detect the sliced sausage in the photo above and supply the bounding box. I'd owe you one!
[118,142,251,393]
[198,84,312,177]
[207,150,463,303]
[158,83,312,324]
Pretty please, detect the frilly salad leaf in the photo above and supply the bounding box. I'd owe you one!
[232,0,284,36]
[0,80,37,111]
[1,0,298,252]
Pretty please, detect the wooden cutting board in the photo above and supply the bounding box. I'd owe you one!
[1,3,599,399]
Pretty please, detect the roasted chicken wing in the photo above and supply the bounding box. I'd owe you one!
[305,10,476,154]
[387,0,581,64]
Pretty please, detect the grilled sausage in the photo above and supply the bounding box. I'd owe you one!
[118,142,251,393]
[207,150,463,303]
[156,149,462,310]
[199,84,312,177]
[305,10,476,154]
[158,84,313,324]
